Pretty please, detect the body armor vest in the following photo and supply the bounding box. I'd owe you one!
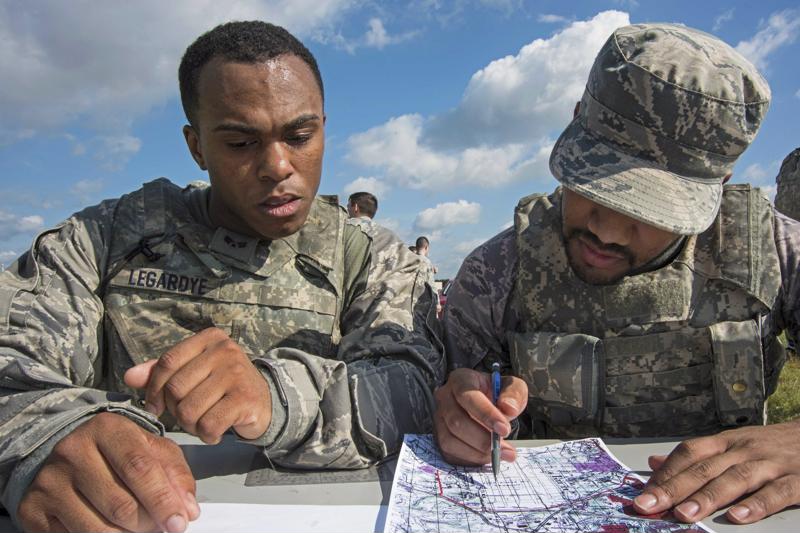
[100,179,347,417]
[509,185,784,438]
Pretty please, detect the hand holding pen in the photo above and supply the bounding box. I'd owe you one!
[433,366,528,468]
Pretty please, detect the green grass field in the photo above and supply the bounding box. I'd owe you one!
[768,355,800,424]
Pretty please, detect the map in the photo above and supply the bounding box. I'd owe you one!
[385,435,712,533]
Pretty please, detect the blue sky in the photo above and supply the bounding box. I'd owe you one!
[1,0,799,277]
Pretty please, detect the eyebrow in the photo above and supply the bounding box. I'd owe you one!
[284,113,322,130]
[212,114,321,134]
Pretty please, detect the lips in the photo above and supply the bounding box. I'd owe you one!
[259,195,302,217]
[578,236,627,269]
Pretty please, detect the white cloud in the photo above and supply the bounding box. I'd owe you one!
[741,163,768,182]
[414,200,481,230]
[63,133,87,156]
[0,211,44,242]
[762,184,777,201]
[0,0,357,143]
[735,9,800,71]
[347,11,628,191]
[348,114,553,189]
[428,10,628,147]
[795,88,800,99]
[365,18,393,48]
[538,14,567,24]
[364,18,417,49]
[420,229,444,243]
[70,179,107,203]
[477,0,520,13]
[412,0,522,25]
[0,250,20,269]
[713,8,735,32]
[343,176,390,198]
[92,135,143,171]
[63,134,142,170]
[377,217,407,239]
[326,17,419,53]
[738,159,784,188]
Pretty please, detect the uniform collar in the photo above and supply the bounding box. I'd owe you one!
[198,196,336,278]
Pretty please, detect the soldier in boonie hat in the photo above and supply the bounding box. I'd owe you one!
[550,23,770,235]
[436,21,800,528]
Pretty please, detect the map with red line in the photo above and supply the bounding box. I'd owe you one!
[385,435,713,533]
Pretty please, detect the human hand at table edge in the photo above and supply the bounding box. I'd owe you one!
[18,412,199,533]
[124,327,271,444]
[433,367,527,466]
[633,419,800,524]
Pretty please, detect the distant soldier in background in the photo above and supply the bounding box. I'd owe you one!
[347,191,378,219]
[415,236,431,257]
[775,148,800,221]
[414,235,438,284]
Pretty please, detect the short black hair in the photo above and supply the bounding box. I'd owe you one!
[348,192,378,218]
[179,21,324,127]
[415,236,430,249]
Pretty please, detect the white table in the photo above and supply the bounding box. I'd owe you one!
[178,434,799,532]
[3,434,798,532]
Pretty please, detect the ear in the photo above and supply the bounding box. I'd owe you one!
[183,124,207,170]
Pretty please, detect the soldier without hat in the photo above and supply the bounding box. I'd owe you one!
[347,191,378,219]
[436,23,800,525]
[0,21,444,532]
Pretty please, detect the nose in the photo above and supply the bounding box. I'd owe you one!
[258,142,293,183]
[586,202,634,246]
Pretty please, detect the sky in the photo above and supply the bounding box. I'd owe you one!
[1,0,799,278]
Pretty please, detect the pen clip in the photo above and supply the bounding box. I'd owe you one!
[491,362,501,404]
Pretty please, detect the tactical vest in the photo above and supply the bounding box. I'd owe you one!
[100,179,347,416]
[508,185,784,438]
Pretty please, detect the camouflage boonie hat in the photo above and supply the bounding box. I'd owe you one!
[549,23,771,235]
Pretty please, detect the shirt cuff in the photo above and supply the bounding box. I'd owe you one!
[250,354,320,455]
[235,360,288,448]
[3,405,162,529]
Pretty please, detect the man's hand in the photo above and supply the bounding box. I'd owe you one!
[633,420,800,524]
[18,412,199,533]
[434,367,527,465]
[124,327,271,444]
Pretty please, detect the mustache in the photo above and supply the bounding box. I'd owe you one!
[565,228,635,264]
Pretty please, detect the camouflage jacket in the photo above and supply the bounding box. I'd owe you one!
[445,186,800,438]
[0,179,444,517]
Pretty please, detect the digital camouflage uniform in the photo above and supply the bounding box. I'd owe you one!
[0,178,444,519]
[775,148,800,222]
[445,24,800,439]
[445,192,800,439]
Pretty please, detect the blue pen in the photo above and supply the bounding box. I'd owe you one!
[491,362,501,480]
